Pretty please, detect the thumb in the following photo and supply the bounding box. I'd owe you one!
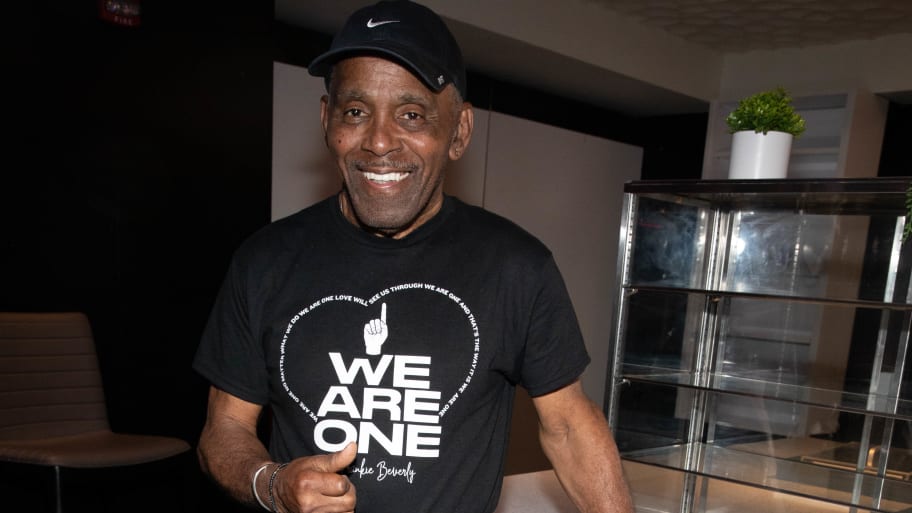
[313,442,358,473]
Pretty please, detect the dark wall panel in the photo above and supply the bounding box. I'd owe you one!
[4,1,272,459]
[879,102,912,177]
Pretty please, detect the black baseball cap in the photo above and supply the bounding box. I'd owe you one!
[308,0,467,99]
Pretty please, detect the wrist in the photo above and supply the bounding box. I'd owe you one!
[251,462,272,511]
[268,462,289,513]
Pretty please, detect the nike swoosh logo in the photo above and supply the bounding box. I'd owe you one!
[367,18,400,28]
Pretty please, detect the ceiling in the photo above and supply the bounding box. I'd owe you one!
[276,0,912,117]
[590,0,912,53]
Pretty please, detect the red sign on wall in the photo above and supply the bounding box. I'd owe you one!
[98,0,142,27]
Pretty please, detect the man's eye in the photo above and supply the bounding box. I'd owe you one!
[403,112,422,121]
[344,108,364,117]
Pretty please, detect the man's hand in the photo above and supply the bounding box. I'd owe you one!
[273,442,359,513]
[364,302,388,355]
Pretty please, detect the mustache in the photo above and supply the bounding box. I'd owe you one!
[351,160,419,172]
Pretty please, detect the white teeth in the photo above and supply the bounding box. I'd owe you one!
[364,172,408,183]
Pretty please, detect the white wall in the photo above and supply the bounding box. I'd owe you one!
[481,113,641,404]
[719,33,912,101]
[271,62,339,220]
[272,62,642,406]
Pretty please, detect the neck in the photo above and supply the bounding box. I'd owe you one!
[337,192,444,240]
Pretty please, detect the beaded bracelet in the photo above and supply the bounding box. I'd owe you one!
[267,462,289,513]
[251,463,271,511]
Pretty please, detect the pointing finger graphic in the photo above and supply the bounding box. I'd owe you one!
[364,302,389,355]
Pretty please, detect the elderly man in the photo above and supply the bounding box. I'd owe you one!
[194,1,633,512]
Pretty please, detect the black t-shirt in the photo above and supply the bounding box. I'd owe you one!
[194,195,590,513]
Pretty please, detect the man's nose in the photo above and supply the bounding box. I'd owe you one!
[362,115,400,156]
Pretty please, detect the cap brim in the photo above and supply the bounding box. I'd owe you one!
[308,42,449,94]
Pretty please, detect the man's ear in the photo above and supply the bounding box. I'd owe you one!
[319,94,330,146]
[449,103,474,160]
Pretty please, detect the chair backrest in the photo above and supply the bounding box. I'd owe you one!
[0,312,109,440]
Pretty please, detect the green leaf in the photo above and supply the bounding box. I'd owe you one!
[725,87,806,137]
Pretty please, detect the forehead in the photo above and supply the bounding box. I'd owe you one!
[329,56,440,100]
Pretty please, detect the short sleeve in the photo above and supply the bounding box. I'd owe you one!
[519,257,591,397]
[192,254,269,405]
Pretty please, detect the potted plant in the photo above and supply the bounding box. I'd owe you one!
[725,87,805,179]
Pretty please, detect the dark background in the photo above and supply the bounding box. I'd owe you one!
[6,2,273,511]
[4,1,909,512]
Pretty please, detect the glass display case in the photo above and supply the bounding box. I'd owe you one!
[606,178,912,513]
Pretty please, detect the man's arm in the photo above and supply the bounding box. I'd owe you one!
[198,386,358,513]
[533,380,634,513]
[198,386,271,506]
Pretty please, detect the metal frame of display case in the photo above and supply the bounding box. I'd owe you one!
[606,178,912,513]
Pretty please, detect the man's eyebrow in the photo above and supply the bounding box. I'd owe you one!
[398,92,432,107]
[330,89,433,107]
[332,88,366,102]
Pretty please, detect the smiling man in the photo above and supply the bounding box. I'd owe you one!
[322,54,472,238]
[194,2,633,513]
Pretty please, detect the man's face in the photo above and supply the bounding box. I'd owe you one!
[321,56,473,239]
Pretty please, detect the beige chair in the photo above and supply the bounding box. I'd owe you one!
[0,312,191,512]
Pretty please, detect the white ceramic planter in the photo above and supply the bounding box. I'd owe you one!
[728,130,793,179]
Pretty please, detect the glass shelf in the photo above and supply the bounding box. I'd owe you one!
[624,459,882,513]
[621,363,912,421]
[607,178,912,513]
[623,285,912,312]
[625,442,912,512]
[622,178,909,216]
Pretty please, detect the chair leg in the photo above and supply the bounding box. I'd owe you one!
[0,462,58,512]
[54,466,62,513]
